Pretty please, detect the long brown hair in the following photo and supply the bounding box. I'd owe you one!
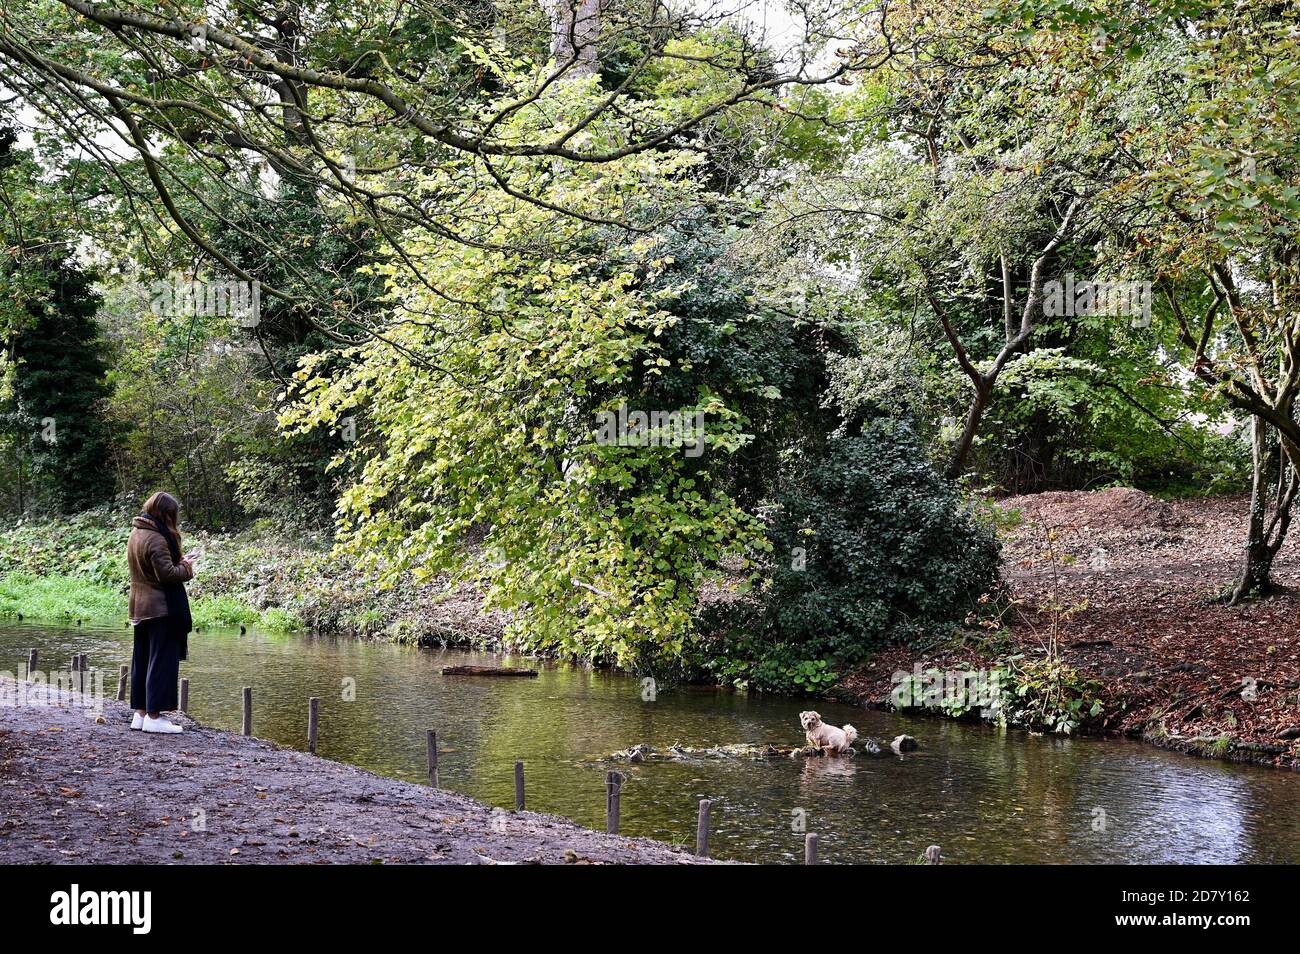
[142,491,182,546]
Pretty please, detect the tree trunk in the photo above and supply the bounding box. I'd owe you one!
[945,380,992,480]
[933,198,1083,482]
[547,0,603,79]
[1231,414,1292,603]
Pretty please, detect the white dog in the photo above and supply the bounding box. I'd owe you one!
[799,710,858,754]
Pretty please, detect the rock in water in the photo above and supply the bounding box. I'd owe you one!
[858,738,888,757]
[891,734,919,754]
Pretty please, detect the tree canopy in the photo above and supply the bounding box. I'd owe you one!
[2,0,1296,680]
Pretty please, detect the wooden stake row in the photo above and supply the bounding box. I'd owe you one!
[95,671,940,865]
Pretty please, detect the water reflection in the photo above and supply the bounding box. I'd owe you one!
[2,620,1297,864]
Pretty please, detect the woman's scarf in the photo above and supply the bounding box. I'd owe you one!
[137,514,193,658]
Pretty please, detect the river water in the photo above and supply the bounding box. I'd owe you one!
[3,619,1298,864]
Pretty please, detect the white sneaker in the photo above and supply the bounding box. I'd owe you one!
[142,715,183,734]
[130,713,144,731]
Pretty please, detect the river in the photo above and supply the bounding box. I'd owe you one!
[3,618,1298,863]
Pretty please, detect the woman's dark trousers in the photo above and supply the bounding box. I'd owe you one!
[129,618,181,712]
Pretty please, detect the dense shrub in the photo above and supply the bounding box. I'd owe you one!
[762,418,1001,663]
[1,255,114,513]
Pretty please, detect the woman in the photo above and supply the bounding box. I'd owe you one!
[127,491,195,734]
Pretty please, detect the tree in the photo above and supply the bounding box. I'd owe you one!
[1110,2,1300,600]
[756,4,1130,482]
[281,84,775,666]
[0,126,114,513]
[1,256,114,513]
[0,0,889,357]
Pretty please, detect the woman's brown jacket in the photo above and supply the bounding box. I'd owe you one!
[127,516,192,624]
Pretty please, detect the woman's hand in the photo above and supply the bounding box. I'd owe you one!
[181,557,196,577]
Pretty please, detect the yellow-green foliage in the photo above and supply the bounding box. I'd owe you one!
[283,83,766,667]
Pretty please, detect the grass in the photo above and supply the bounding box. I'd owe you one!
[0,510,421,639]
[0,569,300,633]
[0,511,304,632]
[1208,733,1234,757]
[0,509,495,644]
[0,572,123,622]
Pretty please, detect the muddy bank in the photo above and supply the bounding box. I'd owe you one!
[0,679,709,865]
[841,489,1300,770]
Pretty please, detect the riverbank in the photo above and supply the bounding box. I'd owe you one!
[9,493,1300,772]
[0,677,707,865]
[0,511,504,645]
[840,488,1300,770]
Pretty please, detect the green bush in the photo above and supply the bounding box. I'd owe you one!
[762,419,1001,663]
[0,510,128,587]
[1000,655,1104,734]
[695,629,840,693]
[190,594,261,630]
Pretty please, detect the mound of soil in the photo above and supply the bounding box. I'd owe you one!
[1003,487,1179,532]
[843,489,1300,770]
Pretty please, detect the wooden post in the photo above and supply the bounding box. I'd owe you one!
[696,799,711,858]
[241,687,252,736]
[180,678,189,714]
[514,761,525,811]
[117,665,128,702]
[308,697,320,754]
[924,845,942,865]
[606,771,622,835]
[26,649,37,706]
[426,730,439,787]
[805,833,818,865]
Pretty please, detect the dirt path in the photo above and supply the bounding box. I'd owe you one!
[0,679,709,865]
[841,489,1300,768]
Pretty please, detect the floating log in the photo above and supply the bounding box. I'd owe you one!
[605,741,888,763]
[440,665,538,678]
